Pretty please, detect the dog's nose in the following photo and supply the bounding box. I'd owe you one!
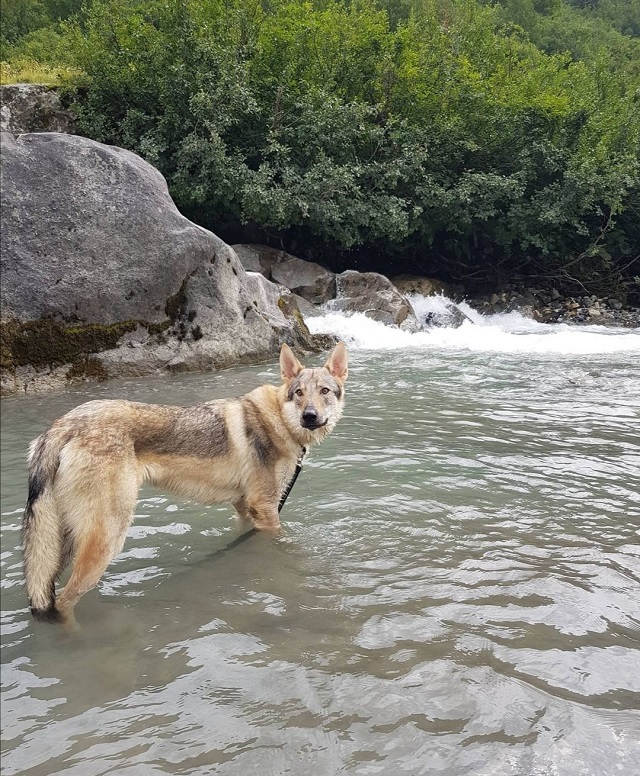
[302,408,318,424]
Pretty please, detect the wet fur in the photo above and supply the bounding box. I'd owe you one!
[22,343,348,623]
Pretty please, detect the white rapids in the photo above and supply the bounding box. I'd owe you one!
[307,294,640,356]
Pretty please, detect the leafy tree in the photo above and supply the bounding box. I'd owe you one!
[1,0,49,47]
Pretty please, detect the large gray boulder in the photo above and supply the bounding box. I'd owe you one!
[232,244,284,277]
[1,84,73,134]
[327,270,419,329]
[270,255,335,304]
[232,244,335,304]
[1,132,317,394]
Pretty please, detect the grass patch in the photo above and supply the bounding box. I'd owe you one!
[0,59,80,86]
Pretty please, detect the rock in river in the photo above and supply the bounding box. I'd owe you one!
[1,132,317,395]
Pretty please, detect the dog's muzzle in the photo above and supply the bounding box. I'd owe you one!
[301,409,327,430]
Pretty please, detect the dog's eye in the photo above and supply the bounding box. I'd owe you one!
[295,389,304,397]
[320,387,330,395]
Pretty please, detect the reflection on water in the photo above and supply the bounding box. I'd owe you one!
[2,345,640,775]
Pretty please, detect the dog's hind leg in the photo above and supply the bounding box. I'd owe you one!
[55,528,126,618]
[232,497,252,524]
[54,455,139,619]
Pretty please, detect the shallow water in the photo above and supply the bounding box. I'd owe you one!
[2,307,640,775]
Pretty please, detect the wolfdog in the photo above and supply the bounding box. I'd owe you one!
[22,342,348,623]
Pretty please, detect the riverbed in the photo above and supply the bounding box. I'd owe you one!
[2,306,639,775]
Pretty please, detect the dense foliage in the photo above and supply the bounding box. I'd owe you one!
[2,0,639,296]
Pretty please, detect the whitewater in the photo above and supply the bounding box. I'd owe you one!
[307,293,640,355]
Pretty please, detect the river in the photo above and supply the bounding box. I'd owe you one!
[1,301,639,775]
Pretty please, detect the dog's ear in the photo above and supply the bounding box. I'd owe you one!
[324,341,348,381]
[280,343,304,382]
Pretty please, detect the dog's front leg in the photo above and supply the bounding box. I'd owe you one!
[246,493,280,532]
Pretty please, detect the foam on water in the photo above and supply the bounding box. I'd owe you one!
[307,294,640,355]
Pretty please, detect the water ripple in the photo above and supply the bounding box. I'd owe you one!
[2,347,640,775]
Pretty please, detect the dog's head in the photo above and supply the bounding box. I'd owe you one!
[279,342,348,441]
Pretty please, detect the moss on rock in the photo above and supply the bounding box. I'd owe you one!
[1,318,139,369]
[66,356,109,382]
[0,321,19,371]
[277,295,311,338]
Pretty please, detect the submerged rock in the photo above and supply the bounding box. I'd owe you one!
[422,303,472,329]
[327,270,419,330]
[391,274,473,327]
[1,132,318,395]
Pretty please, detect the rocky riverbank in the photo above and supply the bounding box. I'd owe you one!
[231,246,640,330]
[467,287,640,329]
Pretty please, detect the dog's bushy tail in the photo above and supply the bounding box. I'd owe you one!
[22,432,70,622]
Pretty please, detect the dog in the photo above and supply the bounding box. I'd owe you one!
[22,342,348,623]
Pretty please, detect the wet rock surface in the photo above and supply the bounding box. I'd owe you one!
[327,270,419,330]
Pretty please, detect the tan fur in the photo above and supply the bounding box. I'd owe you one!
[22,343,348,622]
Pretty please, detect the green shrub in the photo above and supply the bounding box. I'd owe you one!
[6,0,640,295]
